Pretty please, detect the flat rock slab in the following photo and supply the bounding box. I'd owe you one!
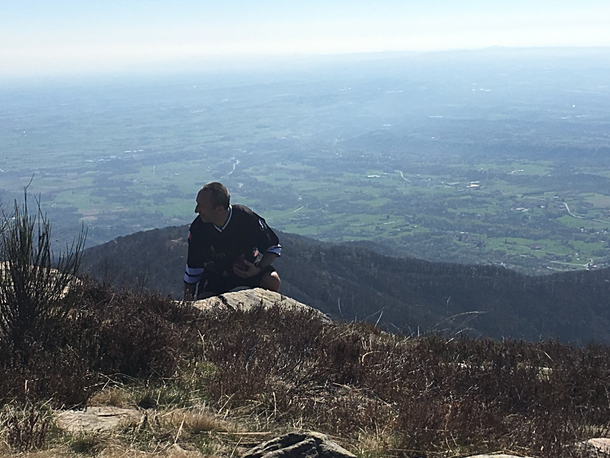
[55,407,141,433]
[465,455,533,458]
[192,288,331,323]
[582,438,610,455]
[243,431,355,458]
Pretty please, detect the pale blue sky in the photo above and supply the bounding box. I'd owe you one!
[2,0,609,76]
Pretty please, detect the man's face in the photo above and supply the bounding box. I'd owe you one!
[195,190,221,223]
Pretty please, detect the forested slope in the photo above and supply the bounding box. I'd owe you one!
[80,226,610,344]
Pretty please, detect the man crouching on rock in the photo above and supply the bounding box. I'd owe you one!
[183,182,281,301]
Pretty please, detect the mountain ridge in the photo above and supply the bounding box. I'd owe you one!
[80,225,610,344]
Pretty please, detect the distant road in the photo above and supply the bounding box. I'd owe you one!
[396,170,411,182]
[562,202,610,225]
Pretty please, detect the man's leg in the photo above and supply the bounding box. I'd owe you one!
[260,271,280,292]
[196,273,232,299]
[217,267,280,294]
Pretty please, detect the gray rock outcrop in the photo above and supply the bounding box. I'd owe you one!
[242,431,355,458]
[191,288,331,323]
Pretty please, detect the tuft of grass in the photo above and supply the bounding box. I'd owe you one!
[66,432,106,455]
[354,428,402,458]
[0,402,53,452]
[113,406,234,455]
[87,387,133,408]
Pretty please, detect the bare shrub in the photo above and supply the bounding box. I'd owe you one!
[185,304,610,458]
[82,287,188,378]
[0,271,198,408]
[0,195,85,357]
[0,194,92,407]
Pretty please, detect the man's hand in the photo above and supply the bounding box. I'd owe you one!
[233,260,261,278]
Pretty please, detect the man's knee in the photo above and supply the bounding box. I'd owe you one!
[261,271,281,292]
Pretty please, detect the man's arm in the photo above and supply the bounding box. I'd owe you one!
[258,251,278,268]
[184,264,204,301]
[183,221,205,301]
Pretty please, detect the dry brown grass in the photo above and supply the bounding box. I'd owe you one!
[3,278,610,457]
[0,450,71,458]
[159,409,228,435]
[88,387,135,408]
[0,444,213,457]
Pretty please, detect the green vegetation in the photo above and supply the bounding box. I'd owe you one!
[7,144,610,275]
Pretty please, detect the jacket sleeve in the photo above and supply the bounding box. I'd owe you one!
[253,215,282,257]
[184,225,205,284]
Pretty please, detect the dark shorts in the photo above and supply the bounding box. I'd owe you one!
[196,265,276,298]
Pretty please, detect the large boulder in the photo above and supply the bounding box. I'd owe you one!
[191,288,331,323]
[242,431,355,458]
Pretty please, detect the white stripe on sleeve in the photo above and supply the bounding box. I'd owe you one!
[184,265,204,284]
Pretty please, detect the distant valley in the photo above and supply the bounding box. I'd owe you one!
[2,47,610,274]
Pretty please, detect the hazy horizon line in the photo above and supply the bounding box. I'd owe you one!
[2,45,610,83]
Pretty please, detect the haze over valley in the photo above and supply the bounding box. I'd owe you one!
[2,47,610,274]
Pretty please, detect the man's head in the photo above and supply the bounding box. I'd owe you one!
[195,182,230,225]
[200,182,230,209]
